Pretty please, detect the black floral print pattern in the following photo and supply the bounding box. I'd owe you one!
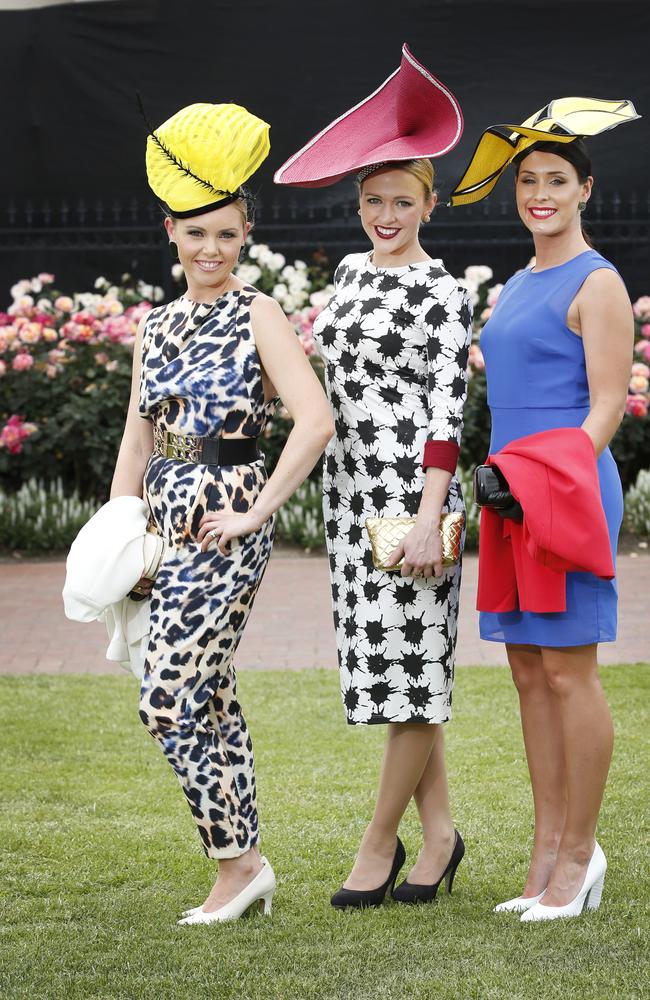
[312,253,472,725]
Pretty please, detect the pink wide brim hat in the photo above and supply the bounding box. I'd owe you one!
[274,43,463,188]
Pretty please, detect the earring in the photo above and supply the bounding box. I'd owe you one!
[238,244,247,263]
[422,214,431,223]
[357,208,361,215]
[168,240,179,260]
[578,201,587,213]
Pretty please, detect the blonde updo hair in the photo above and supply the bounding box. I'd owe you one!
[358,158,435,199]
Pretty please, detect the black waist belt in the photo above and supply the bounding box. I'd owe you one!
[153,426,260,465]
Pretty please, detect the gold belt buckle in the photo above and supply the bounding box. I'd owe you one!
[154,426,203,463]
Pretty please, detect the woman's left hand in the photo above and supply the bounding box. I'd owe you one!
[387,519,444,578]
[197,510,263,553]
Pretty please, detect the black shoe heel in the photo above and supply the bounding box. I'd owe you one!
[392,830,465,905]
[331,837,406,910]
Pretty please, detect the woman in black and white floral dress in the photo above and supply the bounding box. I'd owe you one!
[312,160,473,907]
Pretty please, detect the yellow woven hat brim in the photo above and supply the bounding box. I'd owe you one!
[449,97,640,207]
[145,102,270,215]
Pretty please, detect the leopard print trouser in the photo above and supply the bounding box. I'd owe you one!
[139,454,274,859]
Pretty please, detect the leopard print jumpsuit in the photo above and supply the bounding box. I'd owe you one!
[138,287,275,859]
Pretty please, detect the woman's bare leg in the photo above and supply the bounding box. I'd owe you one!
[344,722,438,890]
[539,643,613,906]
[407,725,455,883]
[507,643,567,896]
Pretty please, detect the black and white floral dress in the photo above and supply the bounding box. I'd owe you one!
[312,252,472,725]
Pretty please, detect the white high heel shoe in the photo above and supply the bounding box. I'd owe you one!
[494,890,546,914]
[178,857,276,925]
[520,843,606,923]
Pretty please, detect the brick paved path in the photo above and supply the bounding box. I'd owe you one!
[1,552,647,675]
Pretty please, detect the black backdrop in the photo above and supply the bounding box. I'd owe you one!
[1,0,649,295]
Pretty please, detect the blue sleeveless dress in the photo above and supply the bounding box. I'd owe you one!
[479,250,623,647]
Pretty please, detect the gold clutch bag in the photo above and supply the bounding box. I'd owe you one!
[365,512,465,572]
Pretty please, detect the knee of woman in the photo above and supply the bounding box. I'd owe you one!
[540,664,573,698]
[509,658,540,694]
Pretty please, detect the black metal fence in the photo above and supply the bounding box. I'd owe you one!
[1,191,649,300]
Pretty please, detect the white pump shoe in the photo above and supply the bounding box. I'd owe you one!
[178,857,276,925]
[494,891,546,914]
[520,843,606,922]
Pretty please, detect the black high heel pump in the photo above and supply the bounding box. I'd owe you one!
[330,837,406,910]
[392,830,465,904]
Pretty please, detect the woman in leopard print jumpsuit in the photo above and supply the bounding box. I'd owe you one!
[111,101,333,923]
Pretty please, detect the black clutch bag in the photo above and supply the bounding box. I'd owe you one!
[473,464,524,523]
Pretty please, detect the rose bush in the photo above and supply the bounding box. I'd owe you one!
[0,253,333,502]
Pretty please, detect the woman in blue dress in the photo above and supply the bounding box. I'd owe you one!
[451,105,636,920]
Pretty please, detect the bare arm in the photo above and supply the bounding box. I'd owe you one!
[198,295,334,551]
[110,313,154,499]
[577,269,634,456]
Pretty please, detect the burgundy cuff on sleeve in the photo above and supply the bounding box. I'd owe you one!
[422,440,460,474]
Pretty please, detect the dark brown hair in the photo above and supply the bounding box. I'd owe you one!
[513,138,593,247]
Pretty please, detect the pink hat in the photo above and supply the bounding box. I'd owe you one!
[274,44,463,188]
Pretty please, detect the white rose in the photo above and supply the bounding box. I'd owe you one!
[171,263,185,282]
[236,263,262,284]
[256,246,274,268]
[106,285,120,298]
[37,298,52,312]
[310,287,334,308]
[487,283,503,307]
[153,286,164,302]
[272,283,288,302]
[269,252,286,272]
[30,279,42,294]
[294,260,308,271]
[94,277,108,290]
[464,265,493,287]
[248,243,261,260]
[10,280,31,300]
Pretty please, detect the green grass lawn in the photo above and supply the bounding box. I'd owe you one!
[0,666,648,1000]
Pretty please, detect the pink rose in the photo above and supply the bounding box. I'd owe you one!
[0,414,37,454]
[626,394,648,418]
[631,362,650,378]
[0,360,6,376]
[38,272,55,284]
[12,352,34,371]
[641,324,650,339]
[45,364,58,379]
[633,296,650,319]
[635,340,650,362]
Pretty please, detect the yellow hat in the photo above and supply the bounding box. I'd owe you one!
[145,102,271,217]
[449,97,640,207]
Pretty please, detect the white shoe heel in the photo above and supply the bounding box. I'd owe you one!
[259,890,274,915]
[494,891,545,914]
[520,843,607,922]
[178,857,276,925]
[585,871,606,911]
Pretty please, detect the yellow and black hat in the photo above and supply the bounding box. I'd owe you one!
[145,102,271,217]
[449,97,640,207]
